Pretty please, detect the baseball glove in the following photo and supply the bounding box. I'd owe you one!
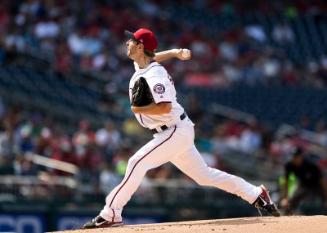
[131,77,154,106]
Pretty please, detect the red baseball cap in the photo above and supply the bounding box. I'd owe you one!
[125,28,158,52]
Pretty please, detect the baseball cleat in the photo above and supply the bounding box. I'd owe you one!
[81,215,123,229]
[253,185,281,217]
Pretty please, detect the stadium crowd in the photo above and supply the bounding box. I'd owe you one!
[1,98,327,187]
[0,0,327,204]
[1,0,327,90]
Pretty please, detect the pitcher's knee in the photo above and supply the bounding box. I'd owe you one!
[127,157,153,177]
[127,156,140,168]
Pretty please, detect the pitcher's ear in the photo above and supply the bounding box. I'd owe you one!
[137,43,144,51]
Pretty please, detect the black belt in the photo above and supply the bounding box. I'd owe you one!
[151,112,186,134]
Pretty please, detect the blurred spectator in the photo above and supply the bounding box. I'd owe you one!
[54,41,72,75]
[244,24,267,43]
[18,122,34,153]
[314,121,327,147]
[14,156,37,175]
[280,148,327,214]
[281,62,299,85]
[0,156,14,174]
[0,119,16,158]
[34,18,60,39]
[73,120,95,148]
[99,163,121,194]
[239,122,262,153]
[67,32,102,57]
[261,56,281,81]
[51,137,77,175]
[113,146,131,177]
[219,40,238,62]
[33,123,53,156]
[211,126,229,155]
[4,28,26,52]
[272,23,295,44]
[123,118,146,136]
[95,121,121,161]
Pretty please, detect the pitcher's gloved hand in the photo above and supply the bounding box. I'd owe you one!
[132,77,154,106]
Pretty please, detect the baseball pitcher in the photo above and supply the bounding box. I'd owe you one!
[82,28,280,229]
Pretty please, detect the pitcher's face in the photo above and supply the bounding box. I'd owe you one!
[126,39,142,60]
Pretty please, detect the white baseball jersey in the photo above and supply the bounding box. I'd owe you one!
[129,62,185,129]
[99,60,263,222]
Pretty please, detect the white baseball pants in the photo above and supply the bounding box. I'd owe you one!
[100,118,262,221]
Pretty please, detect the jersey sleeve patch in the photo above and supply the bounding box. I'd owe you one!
[153,83,165,94]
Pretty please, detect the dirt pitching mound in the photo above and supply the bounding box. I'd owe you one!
[54,215,327,233]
